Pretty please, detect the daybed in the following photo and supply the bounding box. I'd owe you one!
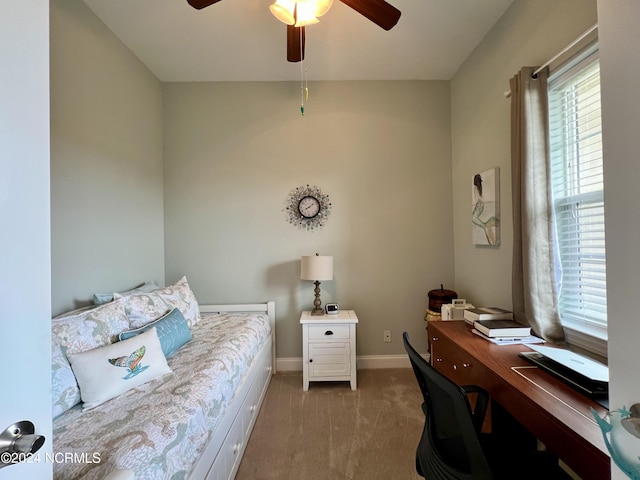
[51,277,275,480]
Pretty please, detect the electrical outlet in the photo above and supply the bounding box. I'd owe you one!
[384,330,392,343]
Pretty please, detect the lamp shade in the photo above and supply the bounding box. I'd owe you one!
[301,255,333,281]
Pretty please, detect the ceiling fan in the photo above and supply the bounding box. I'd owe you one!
[186,0,401,62]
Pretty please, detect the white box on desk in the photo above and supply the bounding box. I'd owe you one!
[441,299,474,320]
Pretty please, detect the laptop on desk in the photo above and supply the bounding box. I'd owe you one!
[519,345,609,405]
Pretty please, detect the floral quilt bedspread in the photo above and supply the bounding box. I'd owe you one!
[52,312,271,480]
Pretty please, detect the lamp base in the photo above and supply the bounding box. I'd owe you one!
[311,280,325,316]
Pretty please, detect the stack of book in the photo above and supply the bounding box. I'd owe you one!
[463,308,544,345]
[463,307,513,324]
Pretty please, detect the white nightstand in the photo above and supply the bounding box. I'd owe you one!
[300,310,358,391]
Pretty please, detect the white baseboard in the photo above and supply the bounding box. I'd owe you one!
[276,357,303,372]
[358,354,412,369]
[276,353,430,372]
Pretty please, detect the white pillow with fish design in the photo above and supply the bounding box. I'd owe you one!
[68,327,171,410]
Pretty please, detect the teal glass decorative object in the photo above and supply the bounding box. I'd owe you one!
[592,404,640,479]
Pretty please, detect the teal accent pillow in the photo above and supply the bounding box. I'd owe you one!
[118,308,192,358]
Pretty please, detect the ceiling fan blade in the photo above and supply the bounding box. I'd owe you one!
[339,0,401,31]
[186,0,223,10]
[287,25,305,63]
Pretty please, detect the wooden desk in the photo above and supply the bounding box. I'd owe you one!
[428,320,610,480]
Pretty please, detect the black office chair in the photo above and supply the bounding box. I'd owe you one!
[403,332,569,480]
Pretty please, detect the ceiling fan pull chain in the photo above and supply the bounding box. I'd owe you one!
[300,84,308,115]
[300,71,308,116]
[300,32,304,117]
[300,57,304,114]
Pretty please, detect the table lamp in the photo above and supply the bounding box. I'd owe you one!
[301,254,333,315]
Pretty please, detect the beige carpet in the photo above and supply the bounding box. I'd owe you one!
[236,369,424,480]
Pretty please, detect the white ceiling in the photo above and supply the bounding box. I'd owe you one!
[82,0,515,82]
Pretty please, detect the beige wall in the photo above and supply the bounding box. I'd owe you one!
[163,81,453,358]
[50,0,165,315]
[49,0,450,356]
[450,0,598,307]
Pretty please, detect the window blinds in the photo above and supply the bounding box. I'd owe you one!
[548,48,606,330]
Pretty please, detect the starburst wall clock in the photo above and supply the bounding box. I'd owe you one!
[284,185,332,231]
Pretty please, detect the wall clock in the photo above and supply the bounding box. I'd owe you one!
[284,185,332,230]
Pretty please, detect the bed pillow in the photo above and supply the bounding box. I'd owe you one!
[93,281,160,305]
[116,276,200,328]
[52,298,130,355]
[51,299,131,415]
[115,291,171,329]
[153,276,201,327]
[68,327,171,410]
[119,308,192,358]
[53,304,96,320]
[51,340,81,417]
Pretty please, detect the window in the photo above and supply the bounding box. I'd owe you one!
[548,44,606,356]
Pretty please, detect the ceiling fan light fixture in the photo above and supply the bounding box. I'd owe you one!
[270,0,296,25]
[313,0,333,17]
[293,1,320,27]
[270,0,329,27]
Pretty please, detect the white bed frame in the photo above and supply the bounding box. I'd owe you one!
[188,301,276,480]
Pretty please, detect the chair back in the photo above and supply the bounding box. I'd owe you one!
[403,332,494,480]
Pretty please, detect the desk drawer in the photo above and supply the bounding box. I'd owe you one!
[308,324,350,340]
[430,329,476,385]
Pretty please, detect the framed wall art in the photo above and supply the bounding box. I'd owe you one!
[471,167,500,246]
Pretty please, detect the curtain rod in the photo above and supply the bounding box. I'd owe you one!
[504,23,599,97]
[531,23,598,78]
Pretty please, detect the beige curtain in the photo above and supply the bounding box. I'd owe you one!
[510,66,565,343]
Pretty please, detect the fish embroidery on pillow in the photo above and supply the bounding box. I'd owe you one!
[108,345,149,380]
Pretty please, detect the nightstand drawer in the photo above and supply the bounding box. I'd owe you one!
[308,324,350,340]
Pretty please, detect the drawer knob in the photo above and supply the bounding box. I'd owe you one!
[432,337,439,342]
[309,359,313,363]
[454,363,471,370]
[324,330,334,336]
[435,358,443,362]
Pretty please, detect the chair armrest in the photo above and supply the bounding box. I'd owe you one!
[461,384,489,433]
